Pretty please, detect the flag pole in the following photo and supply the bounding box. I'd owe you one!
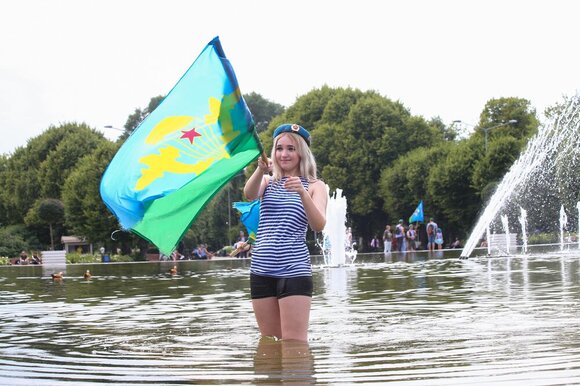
[260,151,269,164]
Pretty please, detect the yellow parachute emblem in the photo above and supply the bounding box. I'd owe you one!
[134,92,244,191]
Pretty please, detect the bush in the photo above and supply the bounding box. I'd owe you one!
[111,254,134,263]
[66,253,136,263]
[66,253,101,264]
[528,232,559,244]
[0,257,11,265]
[0,225,32,258]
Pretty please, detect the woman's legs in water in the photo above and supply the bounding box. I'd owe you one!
[252,297,282,338]
[252,295,311,342]
[279,295,311,341]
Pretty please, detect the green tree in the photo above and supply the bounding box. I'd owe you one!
[471,136,521,193]
[62,141,120,246]
[427,140,483,234]
[379,144,452,225]
[0,225,40,258]
[25,198,64,250]
[38,123,106,198]
[0,123,107,225]
[119,95,164,142]
[244,92,285,132]
[257,87,447,243]
[477,97,539,145]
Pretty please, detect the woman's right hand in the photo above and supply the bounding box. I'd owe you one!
[257,156,272,174]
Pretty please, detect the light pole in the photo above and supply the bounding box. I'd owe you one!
[104,125,124,132]
[483,119,518,151]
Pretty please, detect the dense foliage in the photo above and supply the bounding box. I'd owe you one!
[0,89,552,258]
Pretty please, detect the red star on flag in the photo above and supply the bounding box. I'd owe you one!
[180,128,201,144]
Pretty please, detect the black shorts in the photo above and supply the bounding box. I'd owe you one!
[250,274,313,299]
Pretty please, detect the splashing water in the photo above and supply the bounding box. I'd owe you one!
[560,205,568,251]
[322,187,347,266]
[519,207,528,254]
[501,215,511,254]
[578,201,580,250]
[486,226,491,255]
[461,95,580,258]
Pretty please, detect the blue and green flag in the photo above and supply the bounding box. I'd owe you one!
[100,37,262,255]
[233,200,260,244]
[409,201,424,223]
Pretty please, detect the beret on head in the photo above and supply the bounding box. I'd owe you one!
[273,123,311,146]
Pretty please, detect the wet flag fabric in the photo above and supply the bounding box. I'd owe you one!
[100,37,261,255]
[232,199,260,244]
[409,201,424,223]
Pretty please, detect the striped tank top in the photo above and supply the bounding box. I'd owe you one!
[250,176,311,278]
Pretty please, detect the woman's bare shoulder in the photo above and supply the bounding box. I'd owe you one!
[309,179,327,191]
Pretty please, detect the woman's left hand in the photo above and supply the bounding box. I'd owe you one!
[284,176,306,196]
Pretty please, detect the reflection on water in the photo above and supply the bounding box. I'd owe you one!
[254,337,314,384]
[1,252,580,384]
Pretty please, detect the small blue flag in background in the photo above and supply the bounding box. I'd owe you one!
[233,199,260,243]
[409,201,424,223]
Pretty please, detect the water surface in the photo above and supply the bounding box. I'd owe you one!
[1,251,580,384]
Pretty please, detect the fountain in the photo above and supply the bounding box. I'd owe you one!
[560,205,568,251]
[320,186,357,266]
[519,207,528,254]
[461,95,580,258]
[578,201,580,250]
[501,214,511,255]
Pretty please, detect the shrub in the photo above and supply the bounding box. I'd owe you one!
[0,226,32,258]
[0,257,11,265]
[66,253,101,264]
[527,232,559,245]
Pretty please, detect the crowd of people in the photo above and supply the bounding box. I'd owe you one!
[378,218,461,253]
[158,243,215,261]
[12,251,41,265]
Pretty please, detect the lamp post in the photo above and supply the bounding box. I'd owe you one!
[483,119,518,152]
[104,125,124,132]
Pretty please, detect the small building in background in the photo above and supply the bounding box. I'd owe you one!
[61,236,93,254]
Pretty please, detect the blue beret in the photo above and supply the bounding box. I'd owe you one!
[273,123,311,146]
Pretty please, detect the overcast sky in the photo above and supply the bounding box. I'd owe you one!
[1,0,578,155]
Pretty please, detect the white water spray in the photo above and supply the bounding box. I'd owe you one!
[501,215,511,255]
[486,226,491,255]
[519,207,528,254]
[461,95,580,258]
[559,205,567,251]
[322,187,347,266]
[577,201,580,250]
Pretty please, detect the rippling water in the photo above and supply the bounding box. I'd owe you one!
[1,251,580,385]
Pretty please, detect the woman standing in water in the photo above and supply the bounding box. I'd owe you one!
[244,123,327,342]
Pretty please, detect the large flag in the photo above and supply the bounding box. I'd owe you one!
[232,199,260,244]
[409,201,424,223]
[100,37,262,255]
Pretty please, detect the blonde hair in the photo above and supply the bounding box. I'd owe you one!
[271,132,318,182]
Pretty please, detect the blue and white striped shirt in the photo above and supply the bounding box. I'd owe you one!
[250,176,311,278]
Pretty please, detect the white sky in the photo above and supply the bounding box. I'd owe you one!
[1,0,578,155]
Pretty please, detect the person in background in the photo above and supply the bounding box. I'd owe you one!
[345,227,353,250]
[426,218,438,252]
[383,225,392,254]
[15,251,29,265]
[406,224,416,251]
[435,227,444,250]
[395,219,406,252]
[236,230,249,258]
[370,235,380,252]
[31,254,41,264]
[450,238,462,248]
[243,123,327,342]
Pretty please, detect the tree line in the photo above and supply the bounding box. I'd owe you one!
[0,87,546,258]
